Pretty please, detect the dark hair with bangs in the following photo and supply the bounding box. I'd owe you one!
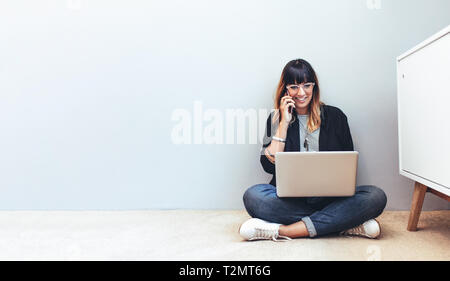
[283,59,316,86]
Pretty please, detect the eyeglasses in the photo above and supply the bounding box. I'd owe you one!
[286,83,315,95]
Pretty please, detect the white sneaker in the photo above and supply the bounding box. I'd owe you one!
[340,219,381,239]
[239,218,292,241]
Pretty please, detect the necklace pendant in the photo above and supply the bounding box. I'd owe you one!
[304,139,309,151]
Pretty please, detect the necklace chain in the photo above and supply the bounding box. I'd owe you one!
[298,116,310,151]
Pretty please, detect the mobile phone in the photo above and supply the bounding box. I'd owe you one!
[285,91,294,114]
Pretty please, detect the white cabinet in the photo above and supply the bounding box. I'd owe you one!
[397,25,450,230]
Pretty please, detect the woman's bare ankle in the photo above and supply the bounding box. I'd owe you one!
[278,221,309,238]
[278,225,289,237]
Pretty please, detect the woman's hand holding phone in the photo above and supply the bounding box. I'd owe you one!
[280,91,295,125]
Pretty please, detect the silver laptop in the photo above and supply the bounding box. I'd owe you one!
[275,151,358,197]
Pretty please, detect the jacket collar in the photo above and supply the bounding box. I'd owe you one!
[286,116,300,151]
[320,104,327,129]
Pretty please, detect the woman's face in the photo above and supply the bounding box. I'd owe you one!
[286,82,315,114]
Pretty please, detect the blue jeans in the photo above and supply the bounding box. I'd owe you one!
[243,184,387,237]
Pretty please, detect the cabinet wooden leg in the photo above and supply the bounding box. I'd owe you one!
[407,181,428,231]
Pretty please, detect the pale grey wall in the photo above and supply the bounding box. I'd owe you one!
[0,0,449,210]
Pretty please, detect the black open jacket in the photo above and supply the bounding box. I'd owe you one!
[260,104,354,186]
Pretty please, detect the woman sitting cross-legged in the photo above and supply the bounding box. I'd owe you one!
[240,59,387,241]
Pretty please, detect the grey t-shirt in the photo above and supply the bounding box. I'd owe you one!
[298,114,320,152]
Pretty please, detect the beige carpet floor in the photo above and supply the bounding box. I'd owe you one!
[0,210,448,261]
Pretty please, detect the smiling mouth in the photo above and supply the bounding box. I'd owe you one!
[294,96,307,102]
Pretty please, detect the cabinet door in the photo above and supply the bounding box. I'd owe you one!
[397,29,450,195]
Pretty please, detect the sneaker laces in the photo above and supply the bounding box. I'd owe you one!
[252,227,292,241]
[342,224,365,236]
